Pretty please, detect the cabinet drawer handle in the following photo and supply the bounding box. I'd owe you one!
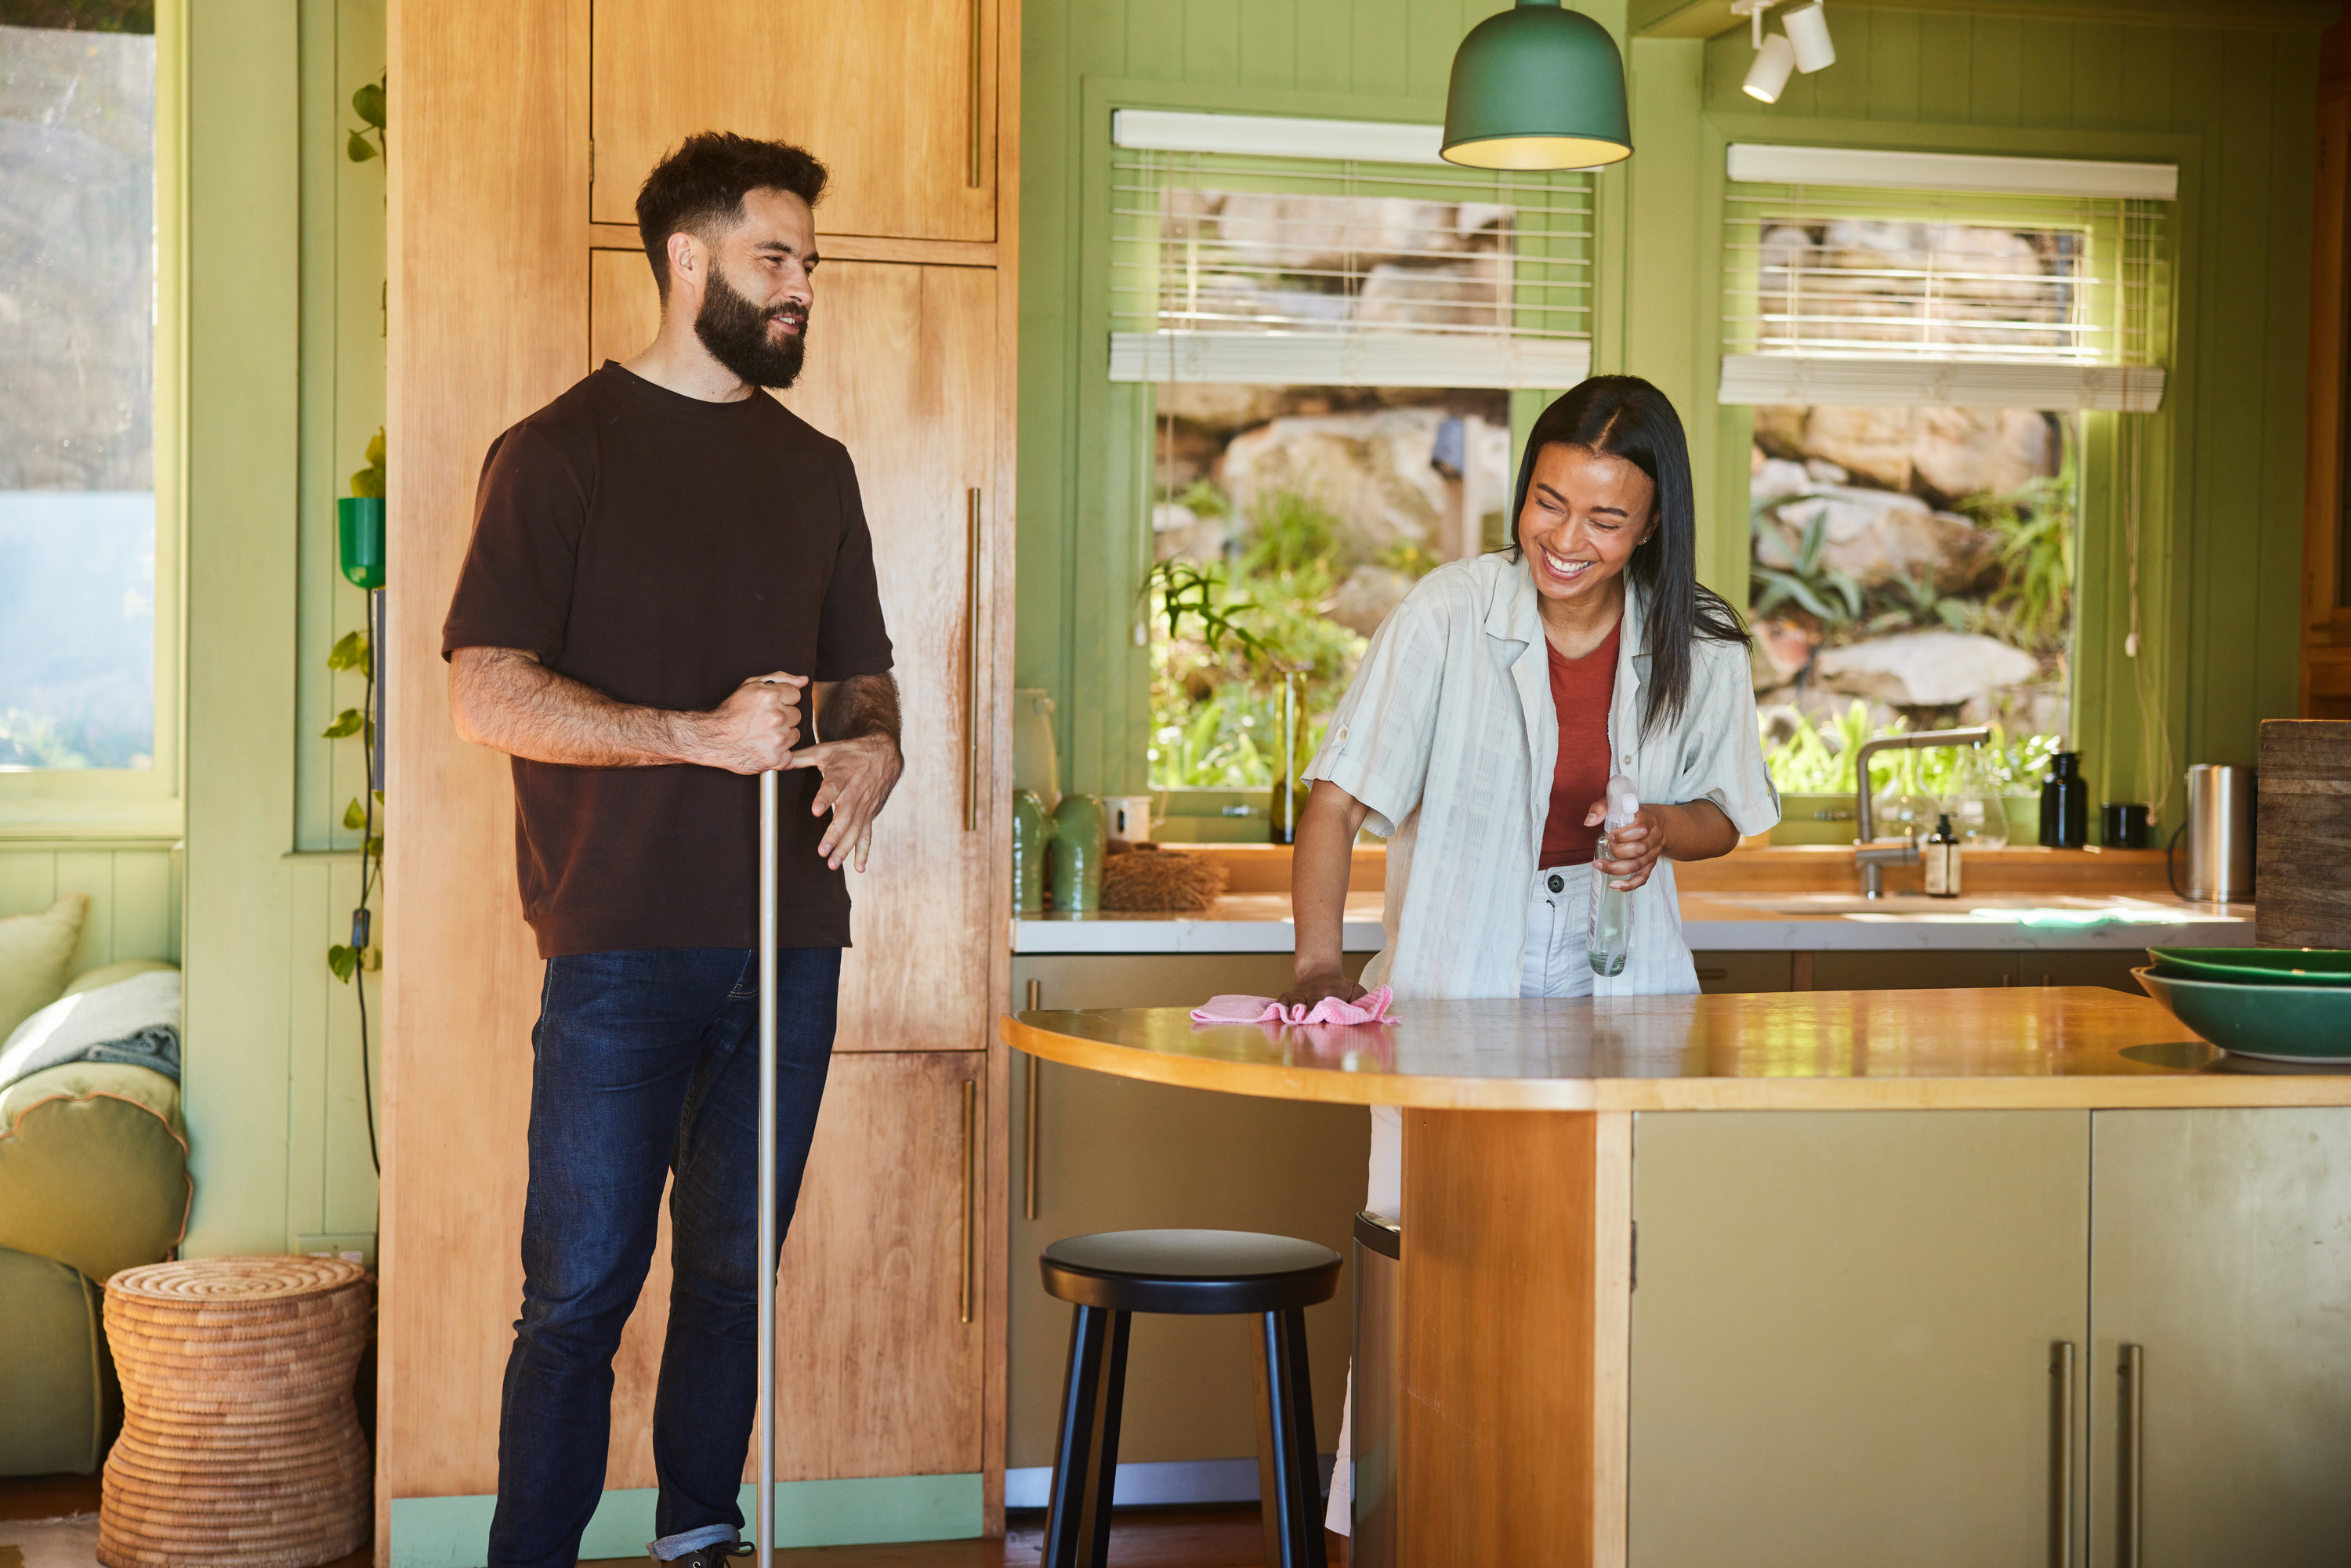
[963,489,981,832]
[1694,967,1727,981]
[959,1077,976,1324]
[2049,1340,2076,1568]
[965,0,984,187]
[1023,980,1041,1221]
[2120,1343,2145,1567]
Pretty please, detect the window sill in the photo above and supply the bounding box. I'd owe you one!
[0,795,185,844]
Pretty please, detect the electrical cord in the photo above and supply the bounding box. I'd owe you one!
[351,642,382,1176]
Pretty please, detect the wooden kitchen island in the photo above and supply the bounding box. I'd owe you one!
[1002,990,2351,1568]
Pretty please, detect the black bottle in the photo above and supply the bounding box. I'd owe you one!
[2039,751,2089,849]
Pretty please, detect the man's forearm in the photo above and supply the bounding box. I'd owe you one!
[451,647,703,768]
[813,672,900,745]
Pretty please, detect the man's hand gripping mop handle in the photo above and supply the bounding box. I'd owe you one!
[756,768,778,1568]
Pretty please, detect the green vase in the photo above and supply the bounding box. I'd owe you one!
[1049,794,1107,913]
[1011,789,1054,915]
[337,496,386,590]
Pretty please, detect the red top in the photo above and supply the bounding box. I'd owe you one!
[1540,618,1621,869]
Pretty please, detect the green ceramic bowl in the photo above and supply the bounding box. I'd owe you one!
[2146,947,2351,987]
[2133,967,2351,1064]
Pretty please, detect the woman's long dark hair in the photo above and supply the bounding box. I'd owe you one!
[1509,375,1750,738]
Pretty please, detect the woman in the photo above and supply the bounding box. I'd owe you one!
[1284,375,1779,1536]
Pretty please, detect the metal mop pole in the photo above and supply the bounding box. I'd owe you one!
[756,767,778,1568]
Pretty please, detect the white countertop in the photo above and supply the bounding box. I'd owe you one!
[1012,891,2255,955]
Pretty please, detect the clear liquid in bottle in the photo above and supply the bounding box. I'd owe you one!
[1588,775,1639,978]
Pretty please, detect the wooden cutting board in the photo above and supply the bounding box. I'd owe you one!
[2256,720,2351,947]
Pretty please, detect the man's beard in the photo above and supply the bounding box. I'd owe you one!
[694,264,809,389]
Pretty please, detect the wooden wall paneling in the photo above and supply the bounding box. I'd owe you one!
[2307,85,2351,715]
[596,1053,986,1487]
[382,0,592,1530]
[1400,1107,1605,1566]
[589,0,998,243]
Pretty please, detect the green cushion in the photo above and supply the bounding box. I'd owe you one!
[0,893,86,1042]
[0,1059,189,1284]
[0,1244,106,1476]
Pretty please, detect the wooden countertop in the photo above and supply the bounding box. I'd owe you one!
[1001,990,2351,1112]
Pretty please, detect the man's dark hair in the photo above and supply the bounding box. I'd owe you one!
[636,132,828,303]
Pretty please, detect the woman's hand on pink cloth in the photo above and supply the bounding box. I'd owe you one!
[1278,967,1364,1011]
[1194,986,1394,1027]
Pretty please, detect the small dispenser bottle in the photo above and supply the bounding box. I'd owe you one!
[2038,751,2088,849]
[1924,812,1962,899]
[1588,775,1639,978]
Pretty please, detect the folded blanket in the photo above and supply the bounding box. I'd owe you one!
[0,970,182,1092]
[1190,985,1394,1027]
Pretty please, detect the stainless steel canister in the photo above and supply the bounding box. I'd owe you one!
[2181,763,2256,903]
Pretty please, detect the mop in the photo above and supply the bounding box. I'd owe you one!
[755,766,780,1568]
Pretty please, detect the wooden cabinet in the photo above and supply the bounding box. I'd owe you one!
[2087,1110,2351,1566]
[590,0,1000,241]
[389,0,1018,1547]
[1006,955,1366,1488]
[1809,949,2019,990]
[1629,1110,2090,1568]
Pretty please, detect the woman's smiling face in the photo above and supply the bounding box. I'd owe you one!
[1517,442,1657,610]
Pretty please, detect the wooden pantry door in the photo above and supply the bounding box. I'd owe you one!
[589,252,999,1057]
[589,0,998,242]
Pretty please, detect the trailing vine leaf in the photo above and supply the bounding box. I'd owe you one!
[327,629,371,674]
[328,944,359,983]
[342,797,368,832]
[347,74,386,162]
[350,429,386,499]
[322,708,365,740]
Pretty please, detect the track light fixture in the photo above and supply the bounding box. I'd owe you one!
[1732,1,1835,104]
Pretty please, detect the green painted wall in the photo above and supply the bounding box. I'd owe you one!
[178,0,385,1260]
[1017,1,2321,818]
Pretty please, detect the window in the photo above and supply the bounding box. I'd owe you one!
[1719,145,2174,828]
[1109,112,1594,817]
[0,9,167,788]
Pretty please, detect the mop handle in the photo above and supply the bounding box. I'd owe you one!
[756,767,778,1568]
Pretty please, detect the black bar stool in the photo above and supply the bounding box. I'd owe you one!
[1039,1229,1341,1568]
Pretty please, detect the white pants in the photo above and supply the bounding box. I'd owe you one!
[1326,866,1598,1534]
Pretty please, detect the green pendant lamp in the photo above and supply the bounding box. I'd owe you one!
[1441,0,1631,170]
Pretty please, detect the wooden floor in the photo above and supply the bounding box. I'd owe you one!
[1,1472,1330,1567]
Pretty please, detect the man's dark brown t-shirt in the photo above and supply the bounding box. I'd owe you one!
[441,362,893,958]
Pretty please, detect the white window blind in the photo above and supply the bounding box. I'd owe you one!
[1109,112,1596,389]
[1719,144,2173,411]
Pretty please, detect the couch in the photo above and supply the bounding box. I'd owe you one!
[0,893,189,1476]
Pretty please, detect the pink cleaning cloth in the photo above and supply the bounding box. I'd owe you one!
[1190,985,1394,1027]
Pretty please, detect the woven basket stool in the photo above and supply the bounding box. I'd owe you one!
[100,1256,373,1568]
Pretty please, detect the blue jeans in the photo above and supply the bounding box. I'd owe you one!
[487,947,840,1568]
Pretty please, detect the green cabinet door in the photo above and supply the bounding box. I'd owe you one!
[1630,1110,2091,1568]
[2088,1110,2351,1566]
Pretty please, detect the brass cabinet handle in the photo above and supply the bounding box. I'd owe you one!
[2120,1343,2145,1568]
[958,1077,976,1324]
[965,0,984,187]
[963,490,981,832]
[2050,1341,2077,1568]
[1023,980,1041,1220]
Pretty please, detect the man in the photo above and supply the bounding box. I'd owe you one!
[442,132,903,1568]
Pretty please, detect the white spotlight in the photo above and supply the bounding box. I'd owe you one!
[1784,2,1836,73]
[1743,31,1796,103]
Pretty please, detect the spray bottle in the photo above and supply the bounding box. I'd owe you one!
[1588,774,1639,978]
